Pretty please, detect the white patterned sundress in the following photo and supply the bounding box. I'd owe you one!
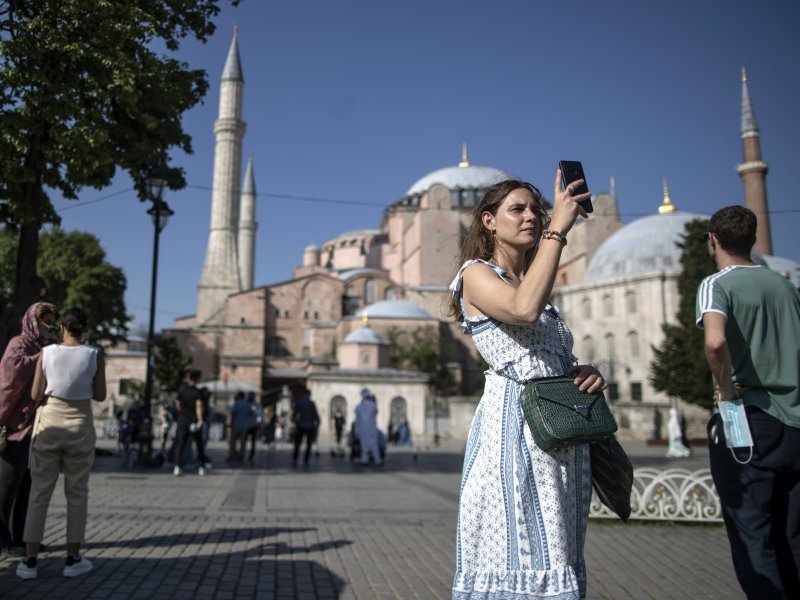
[450,259,592,600]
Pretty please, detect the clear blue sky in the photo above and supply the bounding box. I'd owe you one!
[50,0,800,333]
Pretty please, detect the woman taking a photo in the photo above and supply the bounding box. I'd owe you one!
[17,307,105,580]
[449,171,607,599]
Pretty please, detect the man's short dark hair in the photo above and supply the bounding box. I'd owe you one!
[188,369,202,383]
[709,205,757,256]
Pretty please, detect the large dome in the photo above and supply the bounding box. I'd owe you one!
[356,300,432,320]
[584,211,707,283]
[406,164,508,195]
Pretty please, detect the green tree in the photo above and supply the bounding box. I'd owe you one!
[152,336,192,394]
[0,0,237,350]
[0,226,127,343]
[650,218,718,410]
[387,326,455,397]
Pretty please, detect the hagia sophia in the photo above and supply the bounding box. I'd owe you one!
[105,32,799,441]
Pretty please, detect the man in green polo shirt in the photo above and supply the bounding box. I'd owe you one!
[696,205,800,599]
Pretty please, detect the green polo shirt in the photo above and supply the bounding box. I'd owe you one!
[696,265,800,429]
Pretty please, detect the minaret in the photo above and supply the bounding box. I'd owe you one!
[736,67,772,255]
[197,28,246,322]
[238,156,257,290]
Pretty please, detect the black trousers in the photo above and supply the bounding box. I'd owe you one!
[709,408,800,600]
[293,427,315,465]
[173,415,193,468]
[0,436,31,548]
[193,424,210,465]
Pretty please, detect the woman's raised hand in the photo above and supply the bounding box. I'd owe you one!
[550,169,590,235]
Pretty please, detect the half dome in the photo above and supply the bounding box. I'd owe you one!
[356,300,432,320]
[342,327,387,345]
[584,212,707,283]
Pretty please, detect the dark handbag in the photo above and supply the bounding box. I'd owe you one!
[520,376,618,451]
[590,435,633,521]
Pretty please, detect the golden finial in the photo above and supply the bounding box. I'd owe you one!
[659,177,677,214]
[741,66,747,82]
[362,309,369,327]
[233,24,238,36]
[458,143,470,167]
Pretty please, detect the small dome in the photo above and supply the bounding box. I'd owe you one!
[406,164,508,195]
[585,211,707,283]
[304,244,319,252]
[343,327,387,345]
[356,300,432,320]
[758,255,800,288]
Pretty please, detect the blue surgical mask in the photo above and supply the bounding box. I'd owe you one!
[717,399,754,463]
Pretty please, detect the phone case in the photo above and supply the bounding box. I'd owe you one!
[559,160,593,213]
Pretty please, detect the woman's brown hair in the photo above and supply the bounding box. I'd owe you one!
[448,179,548,322]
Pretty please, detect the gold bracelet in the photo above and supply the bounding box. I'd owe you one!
[542,229,567,246]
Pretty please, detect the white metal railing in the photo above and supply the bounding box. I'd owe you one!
[590,467,722,522]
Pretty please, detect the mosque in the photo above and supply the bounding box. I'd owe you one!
[105,33,799,441]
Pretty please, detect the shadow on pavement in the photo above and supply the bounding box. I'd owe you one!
[0,551,348,599]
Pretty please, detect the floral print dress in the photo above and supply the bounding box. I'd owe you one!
[450,260,591,599]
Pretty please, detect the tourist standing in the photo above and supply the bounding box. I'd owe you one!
[173,370,205,476]
[18,307,106,580]
[697,205,800,599]
[291,386,319,468]
[354,389,381,466]
[228,392,250,464]
[0,302,57,558]
[448,174,605,598]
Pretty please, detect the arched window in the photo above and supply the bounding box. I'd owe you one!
[365,279,376,305]
[628,331,640,357]
[602,294,614,316]
[329,395,346,432]
[343,285,360,316]
[384,287,397,301]
[605,333,616,360]
[390,397,408,423]
[582,335,595,362]
[581,297,592,319]
[625,290,638,314]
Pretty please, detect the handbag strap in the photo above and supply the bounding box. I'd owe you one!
[496,307,577,385]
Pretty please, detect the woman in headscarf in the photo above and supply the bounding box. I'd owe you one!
[0,302,58,557]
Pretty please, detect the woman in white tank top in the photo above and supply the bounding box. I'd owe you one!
[16,308,106,581]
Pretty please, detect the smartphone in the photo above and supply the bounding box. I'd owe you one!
[559,160,593,213]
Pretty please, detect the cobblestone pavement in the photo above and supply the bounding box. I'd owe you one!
[0,438,744,599]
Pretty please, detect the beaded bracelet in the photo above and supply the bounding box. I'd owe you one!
[542,229,567,246]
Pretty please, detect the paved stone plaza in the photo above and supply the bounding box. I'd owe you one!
[0,438,744,599]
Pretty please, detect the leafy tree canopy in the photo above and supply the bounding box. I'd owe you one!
[0,226,127,343]
[153,335,192,394]
[387,326,454,397]
[650,218,718,410]
[0,0,237,347]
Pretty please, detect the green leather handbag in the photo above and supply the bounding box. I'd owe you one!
[520,375,618,451]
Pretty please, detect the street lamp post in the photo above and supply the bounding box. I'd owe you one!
[137,167,174,465]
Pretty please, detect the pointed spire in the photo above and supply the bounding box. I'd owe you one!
[242,154,256,195]
[740,66,758,135]
[658,178,677,214]
[222,26,243,81]
[610,176,616,198]
[458,143,470,167]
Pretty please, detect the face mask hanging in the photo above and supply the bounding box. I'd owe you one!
[717,398,754,464]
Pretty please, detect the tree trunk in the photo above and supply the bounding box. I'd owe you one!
[0,181,44,355]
